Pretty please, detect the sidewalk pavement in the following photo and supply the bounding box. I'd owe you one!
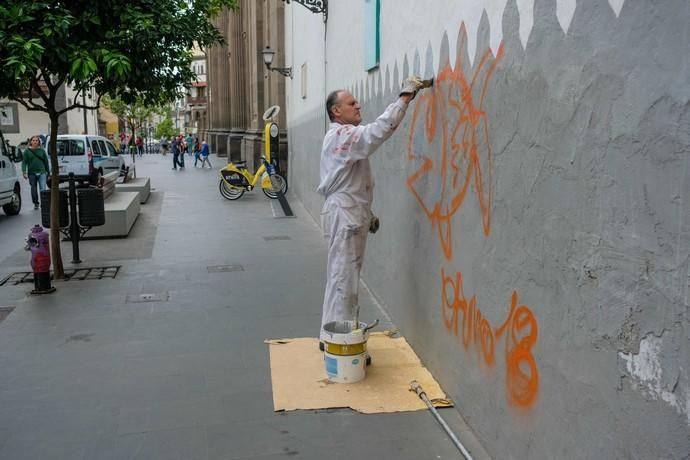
[0,154,490,460]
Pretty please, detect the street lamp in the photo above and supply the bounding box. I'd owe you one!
[262,46,292,79]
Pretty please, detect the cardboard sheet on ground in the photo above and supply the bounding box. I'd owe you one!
[266,332,453,414]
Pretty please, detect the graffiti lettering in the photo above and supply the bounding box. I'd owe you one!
[442,268,539,408]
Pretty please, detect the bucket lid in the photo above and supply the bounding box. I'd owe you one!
[322,320,370,345]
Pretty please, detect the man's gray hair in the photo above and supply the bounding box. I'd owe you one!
[326,90,343,122]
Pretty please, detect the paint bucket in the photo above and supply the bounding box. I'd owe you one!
[322,320,370,383]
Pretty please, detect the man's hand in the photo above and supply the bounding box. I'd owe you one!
[22,173,27,180]
[399,76,434,101]
[369,215,380,234]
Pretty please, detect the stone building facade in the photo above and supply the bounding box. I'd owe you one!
[206,1,288,172]
[186,46,208,136]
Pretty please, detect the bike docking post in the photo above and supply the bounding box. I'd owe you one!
[264,113,293,217]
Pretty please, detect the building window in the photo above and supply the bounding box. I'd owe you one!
[0,103,19,133]
[364,0,380,71]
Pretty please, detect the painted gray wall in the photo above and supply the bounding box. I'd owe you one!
[288,1,689,458]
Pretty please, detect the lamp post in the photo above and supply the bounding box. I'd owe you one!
[262,46,292,79]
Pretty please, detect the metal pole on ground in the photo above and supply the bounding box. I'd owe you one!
[68,173,81,264]
[410,380,473,460]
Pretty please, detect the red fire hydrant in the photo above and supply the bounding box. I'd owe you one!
[25,225,55,294]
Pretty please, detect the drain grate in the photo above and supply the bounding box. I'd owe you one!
[262,235,291,241]
[0,307,15,324]
[0,266,120,286]
[69,266,120,281]
[207,265,244,273]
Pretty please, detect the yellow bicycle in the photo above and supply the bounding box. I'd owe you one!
[218,106,288,200]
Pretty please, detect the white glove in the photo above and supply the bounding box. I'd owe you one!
[399,76,433,97]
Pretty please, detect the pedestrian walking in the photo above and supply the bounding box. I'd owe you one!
[128,135,136,163]
[171,137,178,169]
[199,140,212,168]
[193,137,202,167]
[177,135,186,168]
[119,132,127,155]
[186,133,194,160]
[21,135,50,210]
[317,77,430,344]
[135,136,144,157]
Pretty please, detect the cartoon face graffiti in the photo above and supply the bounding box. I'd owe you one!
[407,24,504,261]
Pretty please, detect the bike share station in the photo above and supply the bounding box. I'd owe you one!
[219,106,293,217]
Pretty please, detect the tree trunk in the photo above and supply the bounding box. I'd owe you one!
[48,112,65,279]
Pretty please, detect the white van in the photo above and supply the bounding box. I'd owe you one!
[0,131,22,216]
[47,134,127,184]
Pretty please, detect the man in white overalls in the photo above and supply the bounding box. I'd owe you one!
[317,77,430,346]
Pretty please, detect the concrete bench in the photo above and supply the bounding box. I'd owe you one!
[101,171,120,199]
[115,177,150,203]
[83,191,140,239]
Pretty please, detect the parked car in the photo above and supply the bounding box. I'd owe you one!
[0,131,22,216]
[46,134,127,184]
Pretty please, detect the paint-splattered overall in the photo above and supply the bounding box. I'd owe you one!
[318,99,408,338]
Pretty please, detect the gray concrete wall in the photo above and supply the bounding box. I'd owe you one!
[288,1,689,458]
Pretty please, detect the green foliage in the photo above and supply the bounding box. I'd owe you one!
[0,0,239,109]
[101,94,158,133]
[155,117,177,139]
[0,0,238,277]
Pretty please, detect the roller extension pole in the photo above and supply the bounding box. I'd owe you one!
[410,380,473,460]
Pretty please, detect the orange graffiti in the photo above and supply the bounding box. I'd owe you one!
[407,24,504,260]
[442,268,539,408]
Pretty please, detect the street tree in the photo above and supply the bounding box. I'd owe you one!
[155,117,177,140]
[101,95,164,157]
[0,0,237,278]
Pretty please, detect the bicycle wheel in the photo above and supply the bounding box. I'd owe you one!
[262,173,288,199]
[219,179,245,200]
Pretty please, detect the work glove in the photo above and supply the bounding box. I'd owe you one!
[369,215,380,234]
[399,76,434,97]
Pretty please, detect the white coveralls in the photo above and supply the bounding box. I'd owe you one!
[318,99,408,338]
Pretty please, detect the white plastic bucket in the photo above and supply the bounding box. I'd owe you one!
[322,320,370,384]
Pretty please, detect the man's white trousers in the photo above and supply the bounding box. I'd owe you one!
[320,200,369,340]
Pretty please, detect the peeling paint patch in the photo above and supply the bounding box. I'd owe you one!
[619,333,690,426]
